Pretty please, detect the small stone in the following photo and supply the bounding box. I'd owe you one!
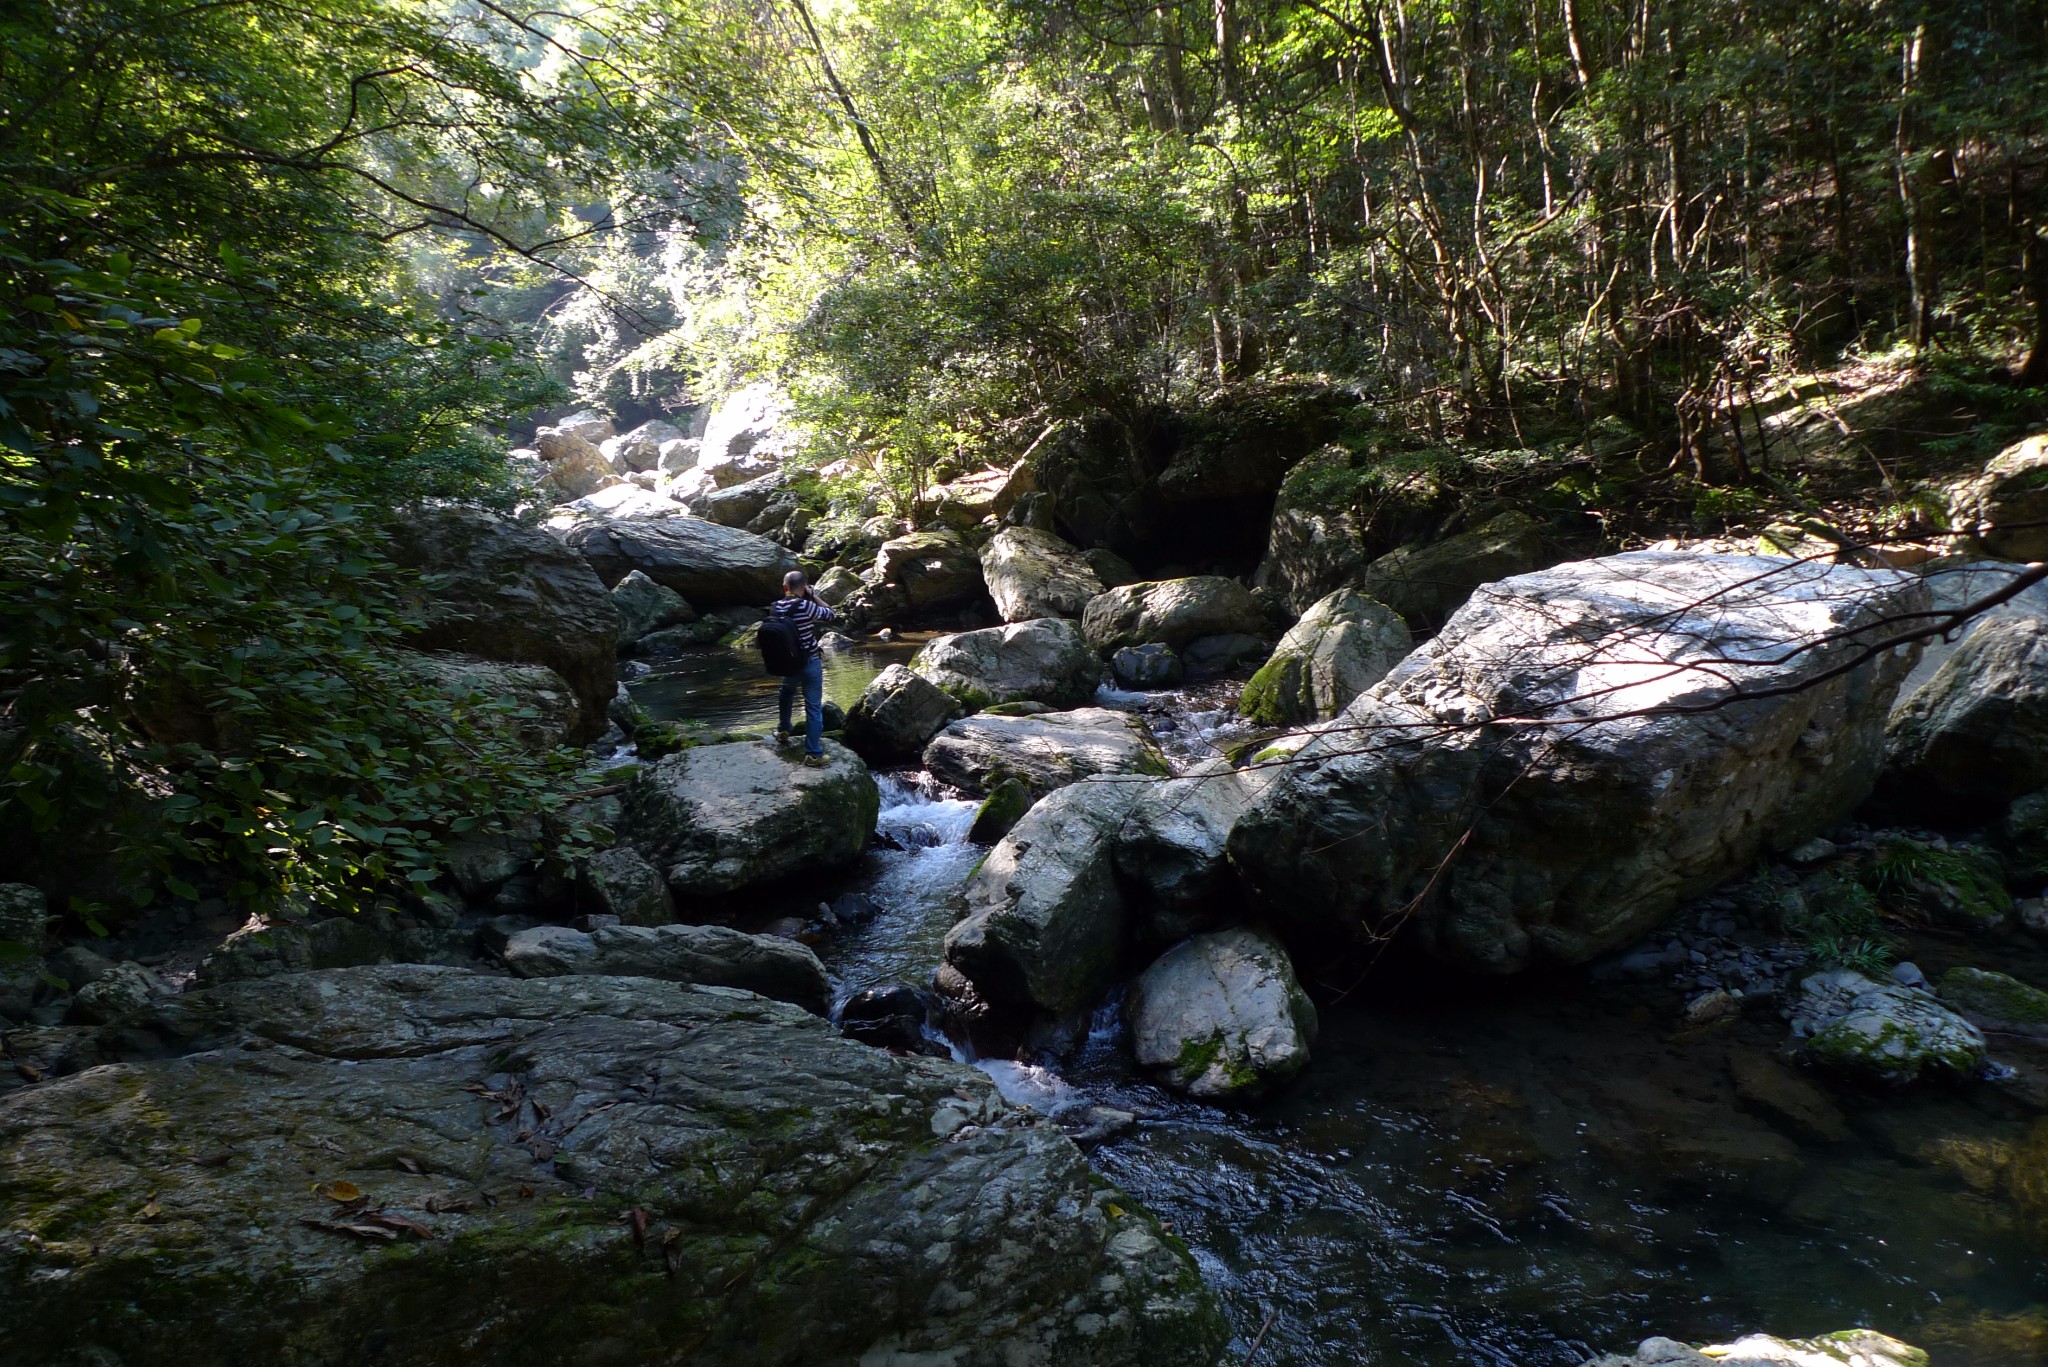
[1684,989,1741,1024]
[1786,838,1839,866]
[1890,961,1927,988]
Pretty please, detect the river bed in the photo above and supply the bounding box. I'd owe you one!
[627,641,2048,1367]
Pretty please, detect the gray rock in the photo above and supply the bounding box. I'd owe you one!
[67,960,164,1024]
[407,653,580,751]
[1791,969,1985,1084]
[1584,1331,1928,1367]
[579,846,675,926]
[610,569,698,648]
[1125,928,1317,1101]
[539,434,624,500]
[501,922,829,1014]
[1082,576,1266,653]
[911,617,1102,712]
[1884,611,2048,814]
[924,708,1167,799]
[608,418,684,473]
[1935,965,2048,1037]
[1360,510,1549,628]
[1230,551,1928,974]
[980,526,1105,622]
[387,506,621,742]
[872,530,986,614]
[0,884,48,946]
[698,470,790,527]
[1115,764,1262,948]
[1253,473,1371,615]
[0,965,1225,1367]
[1949,432,2048,562]
[698,381,795,475]
[621,740,878,898]
[562,514,800,608]
[0,886,47,1023]
[656,436,701,475]
[540,408,614,446]
[1084,546,1143,588]
[1111,642,1184,689]
[196,905,473,984]
[813,565,862,605]
[943,779,1147,1019]
[1237,590,1412,725]
[843,664,962,764]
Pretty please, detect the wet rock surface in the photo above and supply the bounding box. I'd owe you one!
[0,965,1225,1367]
[981,525,1105,622]
[1125,927,1317,1101]
[500,921,831,1014]
[1082,576,1268,653]
[910,617,1102,711]
[842,662,962,763]
[923,707,1167,799]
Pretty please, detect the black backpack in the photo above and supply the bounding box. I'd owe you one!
[758,607,807,677]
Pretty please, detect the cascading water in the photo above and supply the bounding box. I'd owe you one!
[820,772,981,1001]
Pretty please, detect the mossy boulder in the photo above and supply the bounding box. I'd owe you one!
[968,777,1034,845]
[1795,969,1986,1084]
[923,709,1169,800]
[1358,510,1549,630]
[1884,610,2048,818]
[1938,966,2048,1036]
[1237,589,1412,725]
[1125,927,1317,1102]
[1082,577,1267,654]
[0,966,1227,1366]
[1868,837,2012,932]
[910,618,1101,712]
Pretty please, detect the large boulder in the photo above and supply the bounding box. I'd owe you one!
[387,506,620,742]
[610,570,698,649]
[0,966,1226,1367]
[923,708,1167,799]
[1229,552,1928,974]
[1238,590,1412,725]
[1359,511,1549,629]
[1950,432,2048,561]
[536,433,624,501]
[577,845,675,926]
[562,515,798,608]
[1082,577,1267,654]
[918,467,1010,530]
[1883,611,2048,817]
[871,530,986,614]
[501,922,830,1015]
[538,408,614,446]
[980,527,1105,623]
[1124,928,1317,1102]
[942,779,1146,1021]
[620,740,878,898]
[910,618,1102,712]
[1253,460,1370,614]
[698,471,790,528]
[698,381,796,483]
[842,664,962,764]
[1114,763,1263,949]
[544,483,677,525]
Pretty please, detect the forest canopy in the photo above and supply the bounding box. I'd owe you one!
[3,0,2044,918]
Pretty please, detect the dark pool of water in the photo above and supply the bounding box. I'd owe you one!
[624,635,930,734]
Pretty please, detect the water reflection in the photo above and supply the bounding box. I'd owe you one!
[626,635,929,734]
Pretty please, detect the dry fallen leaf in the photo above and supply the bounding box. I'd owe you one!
[139,1197,162,1221]
[422,1194,471,1215]
[396,1157,421,1175]
[312,1180,362,1202]
[360,1211,435,1239]
[661,1224,682,1276]
[517,1185,534,1199]
[14,1062,44,1084]
[626,1207,649,1252]
[300,1218,400,1242]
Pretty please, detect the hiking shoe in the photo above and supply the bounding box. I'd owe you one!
[774,731,794,748]
[802,753,827,767]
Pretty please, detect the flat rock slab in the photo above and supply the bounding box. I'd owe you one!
[501,922,831,1015]
[0,966,1225,1366]
[620,740,878,900]
[923,708,1168,799]
[562,515,798,608]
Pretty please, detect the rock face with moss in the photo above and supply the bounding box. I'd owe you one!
[620,740,878,898]
[911,618,1102,712]
[610,569,699,648]
[0,965,1227,1366]
[1230,552,1928,974]
[1126,928,1317,1101]
[1238,589,1412,725]
[562,514,799,608]
[1938,967,2048,1038]
[923,708,1168,799]
[942,779,1147,1022]
[1582,1330,1928,1367]
[387,506,621,742]
[501,922,830,1015]
[981,526,1105,622]
[1884,611,2048,816]
[1792,968,1986,1084]
[1082,577,1268,653]
[1358,510,1549,629]
[869,529,987,614]
[842,663,962,763]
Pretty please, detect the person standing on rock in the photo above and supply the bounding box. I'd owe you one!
[766,570,836,766]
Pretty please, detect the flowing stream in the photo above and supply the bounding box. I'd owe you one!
[629,643,2048,1367]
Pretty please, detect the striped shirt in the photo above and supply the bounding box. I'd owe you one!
[769,595,836,656]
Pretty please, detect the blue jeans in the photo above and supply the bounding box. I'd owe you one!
[778,652,825,756]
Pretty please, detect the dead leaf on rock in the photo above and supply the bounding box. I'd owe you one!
[312,1180,362,1202]
[518,1184,534,1199]
[300,1218,398,1242]
[14,1062,44,1083]
[625,1207,649,1252]
[661,1225,682,1276]
[395,1156,422,1175]
[139,1197,161,1221]
[360,1211,435,1239]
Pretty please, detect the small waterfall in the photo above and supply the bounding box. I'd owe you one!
[823,772,981,1003]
